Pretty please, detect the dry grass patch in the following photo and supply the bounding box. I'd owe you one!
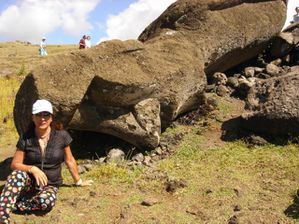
[0,77,20,147]
[0,42,77,77]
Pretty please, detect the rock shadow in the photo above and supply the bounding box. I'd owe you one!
[285,191,299,219]
[221,116,246,141]
[69,130,139,160]
[0,157,12,181]
[13,209,51,217]
[221,116,299,146]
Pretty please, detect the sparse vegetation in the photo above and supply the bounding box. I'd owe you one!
[17,63,26,77]
[0,42,77,77]
[0,77,19,147]
[0,42,298,224]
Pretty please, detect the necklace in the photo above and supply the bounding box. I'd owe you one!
[36,128,51,155]
[38,127,51,139]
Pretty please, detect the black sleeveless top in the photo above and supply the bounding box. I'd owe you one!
[16,129,72,186]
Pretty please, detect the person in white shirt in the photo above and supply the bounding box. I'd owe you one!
[85,36,91,48]
[293,7,299,23]
[39,37,48,56]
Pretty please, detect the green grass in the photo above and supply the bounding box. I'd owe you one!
[159,130,299,191]
[62,163,144,187]
[153,130,299,223]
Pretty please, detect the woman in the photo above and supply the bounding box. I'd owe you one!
[0,99,92,224]
[79,35,86,49]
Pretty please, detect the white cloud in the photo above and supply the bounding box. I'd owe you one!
[0,0,100,43]
[99,0,176,43]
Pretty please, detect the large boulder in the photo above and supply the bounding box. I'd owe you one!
[14,40,206,149]
[241,71,299,136]
[139,0,286,75]
[14,0,286,149]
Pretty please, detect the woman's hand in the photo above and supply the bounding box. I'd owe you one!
[75,178,93,187]
[30,166,48,187]
[64,146,94,187]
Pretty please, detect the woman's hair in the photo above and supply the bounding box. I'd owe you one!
[25,121,35,133]
[53,121,64,130]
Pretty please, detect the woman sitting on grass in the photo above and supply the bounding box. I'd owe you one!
[0,99,93,224]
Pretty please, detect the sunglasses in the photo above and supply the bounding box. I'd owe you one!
[35,112,52,118]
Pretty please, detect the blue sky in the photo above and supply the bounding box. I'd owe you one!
[0,0,176,44]
[47,0,136,44]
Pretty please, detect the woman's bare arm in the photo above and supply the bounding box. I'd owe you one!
[11,150,29,171]
[11,149,48,187]
[64,146,80,183]
[64,146,93,186]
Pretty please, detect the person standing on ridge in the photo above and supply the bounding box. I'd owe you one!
[85,36,91,48]
[39,37,47,56]
[79,35,86,49]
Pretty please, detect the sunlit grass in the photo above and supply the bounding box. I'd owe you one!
[0,77,20,146]
[154,129,299,221]
[61,162,144,187]
[159,133,299,188]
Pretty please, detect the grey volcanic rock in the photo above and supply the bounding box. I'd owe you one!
[14,0,286,149]
[106,148,125,163]
[241,72,299,136]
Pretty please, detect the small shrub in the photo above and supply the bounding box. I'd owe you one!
[17,63,26,76]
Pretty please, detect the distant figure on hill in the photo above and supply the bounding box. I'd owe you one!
[292,7,299,23]
[85,36,91,48]
[79,35,86,49]
[39,37,47,56]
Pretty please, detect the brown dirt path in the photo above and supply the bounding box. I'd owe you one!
[199,94,246,149]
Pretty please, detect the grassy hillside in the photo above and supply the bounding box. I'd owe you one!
[0,42,77,77]
[0,42,298,224]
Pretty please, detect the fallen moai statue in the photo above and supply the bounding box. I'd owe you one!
[14,0,286,149]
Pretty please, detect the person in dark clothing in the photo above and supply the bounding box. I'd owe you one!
[0,99,93,224]
[79,35,86,49]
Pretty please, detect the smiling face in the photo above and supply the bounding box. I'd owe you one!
[32,112,53,131]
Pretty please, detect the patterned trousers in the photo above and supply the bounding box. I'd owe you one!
[0,170,58,224]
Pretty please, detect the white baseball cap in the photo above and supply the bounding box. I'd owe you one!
[32,99,53,114]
